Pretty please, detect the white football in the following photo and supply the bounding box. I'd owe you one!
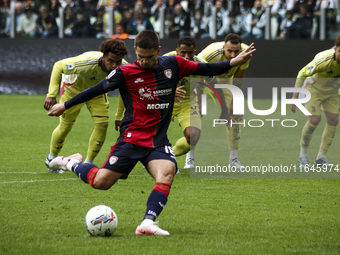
[85,205,118,236]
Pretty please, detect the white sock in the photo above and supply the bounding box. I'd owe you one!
[48,152,58,160]
[66,159,80,171]
[300,147,308,158]
[140,219,154,228]
[84,158,93,164]
[316,151,326,160]
[229,149,238,161]
[186,149,195,161]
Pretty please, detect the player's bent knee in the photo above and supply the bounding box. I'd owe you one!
[59,120,75,133]
[93,117,109,128]
[91,168,121,190]
[308,116,321,126]
[184,127,200,145]
[329,116,339,126]
[164,173,175,184]
[92,178,113,190]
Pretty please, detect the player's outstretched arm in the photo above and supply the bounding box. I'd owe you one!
[230,43,256,66]
[48,103,66,117]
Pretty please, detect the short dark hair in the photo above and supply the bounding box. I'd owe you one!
[135,30,160,50]
[335,35,340,47]
[177,36,195,48]
[224,33,242,45]
[100,39,128,56]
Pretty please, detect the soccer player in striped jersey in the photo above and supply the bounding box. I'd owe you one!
[196,33,252,170]
[47,30,255,235]
[44,39,128,173]
[290,35,340,168]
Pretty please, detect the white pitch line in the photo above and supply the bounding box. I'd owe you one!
[0,172,51,174]
[0,178,77,184]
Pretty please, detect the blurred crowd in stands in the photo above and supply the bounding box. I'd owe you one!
[0,0,339,39]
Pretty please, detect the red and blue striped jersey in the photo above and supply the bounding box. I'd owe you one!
[105,56,198,148]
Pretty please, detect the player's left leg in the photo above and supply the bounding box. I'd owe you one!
[85,94,110,164]
[183,126,200,169]
[173,103,193,156]
[224,90,243,169]
[315,96,339,167]
[49,141,140,189]
[173,126,200,156]
[135,146,177,236]
[172,102,201,169]
[227,123,242,168]
[298,90,323,167]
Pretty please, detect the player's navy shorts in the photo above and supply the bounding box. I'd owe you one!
[101,142,177,179]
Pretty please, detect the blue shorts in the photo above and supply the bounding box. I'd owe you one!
[101,142,177,179]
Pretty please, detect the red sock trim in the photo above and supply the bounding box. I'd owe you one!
[153,182,171,196]
[87,167,99,187]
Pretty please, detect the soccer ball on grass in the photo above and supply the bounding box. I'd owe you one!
[85,205,118,236]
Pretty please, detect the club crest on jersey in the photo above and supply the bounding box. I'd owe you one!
[139,87,154,100]
[164,69,172,79]
[107,69,116,80]
[109,156,118,165]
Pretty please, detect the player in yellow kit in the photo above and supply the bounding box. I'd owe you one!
[290,35,340,168]
[196,33,251,169]
[44,39,128,173]
[164,37,228,169]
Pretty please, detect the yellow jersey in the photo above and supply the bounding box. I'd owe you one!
[47,51,128,98]
[198,42,250,84]
[295,49,340,94]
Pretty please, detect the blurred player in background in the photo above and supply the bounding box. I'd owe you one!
[163,36,228,169]
[47,30,255,235]
[44,39,128,173]
[290,35,340,168]
[194,33,252,170]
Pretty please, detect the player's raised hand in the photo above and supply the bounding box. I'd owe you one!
[44,97,57,111]
[230,43,256,66]
[48,103,66,117]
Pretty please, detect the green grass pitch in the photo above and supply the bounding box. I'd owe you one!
[0,95,339,254]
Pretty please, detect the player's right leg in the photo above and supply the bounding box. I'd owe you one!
[299,117,320,167]
[45,97,83,173]
[84,94,110,164]
[299,91,322,167]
